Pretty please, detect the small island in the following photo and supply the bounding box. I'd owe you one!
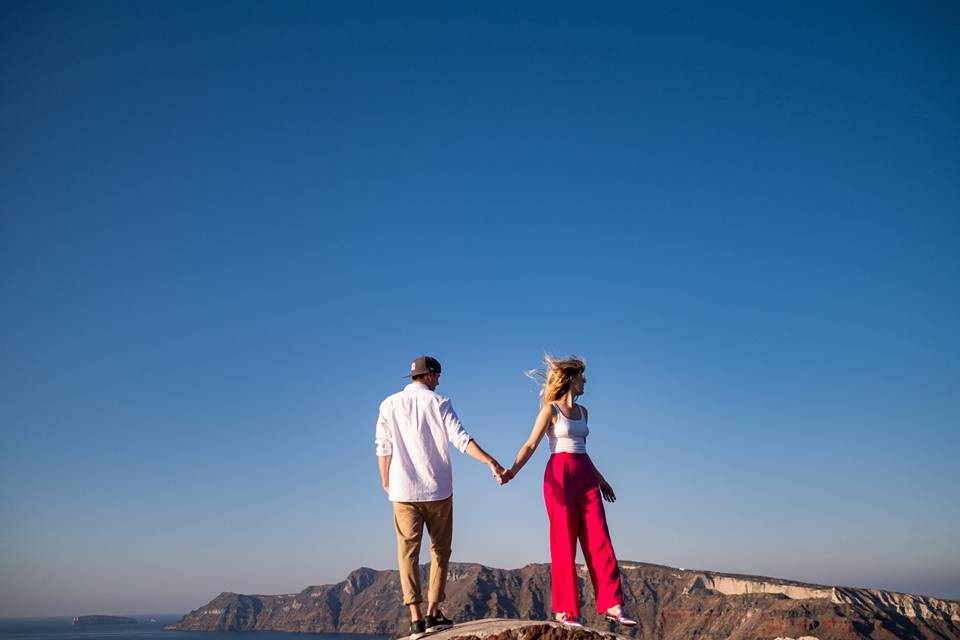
[72,616,138,626]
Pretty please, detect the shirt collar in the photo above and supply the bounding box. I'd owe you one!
[405,382,429,391]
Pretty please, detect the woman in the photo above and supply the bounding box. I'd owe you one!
[506,356,637,628]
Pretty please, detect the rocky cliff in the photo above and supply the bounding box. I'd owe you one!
[166,561,960,640]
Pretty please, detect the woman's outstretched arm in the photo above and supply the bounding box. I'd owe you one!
[507,404,554,480]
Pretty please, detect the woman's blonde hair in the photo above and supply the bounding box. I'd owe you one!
[526,355,586,405]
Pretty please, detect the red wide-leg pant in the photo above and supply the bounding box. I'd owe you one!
[543,452,624,617]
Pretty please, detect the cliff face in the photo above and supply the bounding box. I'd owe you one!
[167,562,960,640]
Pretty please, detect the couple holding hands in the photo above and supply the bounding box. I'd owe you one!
[375,355,636,638]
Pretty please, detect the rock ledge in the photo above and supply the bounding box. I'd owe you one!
[430,619,630,640]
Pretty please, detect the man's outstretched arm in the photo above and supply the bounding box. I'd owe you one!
[464,440,507,484]
[439,398,508,484]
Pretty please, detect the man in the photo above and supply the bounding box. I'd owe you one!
[376,355,507,639]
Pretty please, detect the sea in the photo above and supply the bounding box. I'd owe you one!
[0,617,390,640]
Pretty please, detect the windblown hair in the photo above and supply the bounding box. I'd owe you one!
[525,355,586,405]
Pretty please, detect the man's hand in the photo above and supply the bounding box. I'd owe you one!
[489,460,509,485]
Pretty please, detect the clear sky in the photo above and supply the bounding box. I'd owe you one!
[1,0,958,618]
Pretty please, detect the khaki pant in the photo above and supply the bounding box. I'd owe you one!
[393,496,453,606]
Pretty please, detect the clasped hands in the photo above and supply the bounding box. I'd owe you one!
[489,461,514,486]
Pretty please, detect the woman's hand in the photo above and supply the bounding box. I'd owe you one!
[591,459,616,503]
[489,460,510,485]
[598,479,616,503]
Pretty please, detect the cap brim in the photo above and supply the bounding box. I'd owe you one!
[404,370,434,378]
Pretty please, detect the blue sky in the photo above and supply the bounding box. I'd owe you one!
[1,0,958,617]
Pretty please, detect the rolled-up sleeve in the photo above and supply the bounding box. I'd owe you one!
[375,404,392,456]
[439,398,473,453]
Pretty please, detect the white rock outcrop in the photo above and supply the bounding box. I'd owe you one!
[833,586,960,622]
[686,573,833,600]
[684,572,960,624]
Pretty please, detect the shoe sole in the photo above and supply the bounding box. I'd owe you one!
[425,625,452,633]
[604,616,638,627]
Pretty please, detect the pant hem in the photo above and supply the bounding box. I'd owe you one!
[596,600,624,614]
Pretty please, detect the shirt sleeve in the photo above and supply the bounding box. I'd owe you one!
[375,404,393,457]
[439,397,473,453]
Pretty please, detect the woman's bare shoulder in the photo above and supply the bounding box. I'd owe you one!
[538,402,558,421]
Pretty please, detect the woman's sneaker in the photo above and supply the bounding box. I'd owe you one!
[555,613,583,628]
[406,619,427,640]
[425,610,453,632]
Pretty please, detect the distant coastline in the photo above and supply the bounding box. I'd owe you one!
[0,615,184,622]
[73,615,138,625]
[0,617,390,640]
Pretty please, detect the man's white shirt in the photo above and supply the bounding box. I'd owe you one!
[375,382,473,502]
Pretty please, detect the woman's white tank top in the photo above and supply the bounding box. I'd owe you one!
[546,402,589,454]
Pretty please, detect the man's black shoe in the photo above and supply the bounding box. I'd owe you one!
[425,611,453,633]
[406,619,426,640]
